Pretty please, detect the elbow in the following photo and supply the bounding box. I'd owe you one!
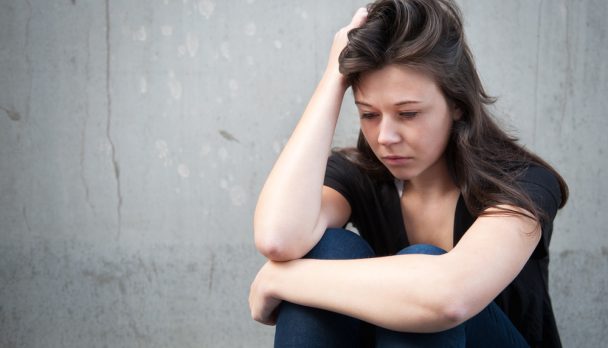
[429,272,474,330]
[255,240,295,261]
[438,300,469,330]
[254,233,307,261]
[428,284,471,330]
[407,295,471,333]
[387,294,470,333]
[388,299,469,333]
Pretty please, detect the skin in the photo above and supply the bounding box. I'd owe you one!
[250,8,541,333]
[355,64,460,188]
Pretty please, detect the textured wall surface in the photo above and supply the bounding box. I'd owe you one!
[0,0,606,347]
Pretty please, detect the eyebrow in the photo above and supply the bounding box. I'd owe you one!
[354,100,422,107]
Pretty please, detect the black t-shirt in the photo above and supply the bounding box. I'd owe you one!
[323,152,562,348]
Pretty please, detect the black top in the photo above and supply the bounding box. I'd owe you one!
[324,152,562,348]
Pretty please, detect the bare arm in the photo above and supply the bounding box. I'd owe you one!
[254,9,368,261]
[250,205,541,332]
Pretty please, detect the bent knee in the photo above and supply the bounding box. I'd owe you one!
[304,228,375,260]
[397,243,447,256]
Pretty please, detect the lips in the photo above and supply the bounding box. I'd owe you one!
[381,155,413,165]
[382,155,411,160]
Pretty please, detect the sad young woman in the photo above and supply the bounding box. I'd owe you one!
[250,1,568,347]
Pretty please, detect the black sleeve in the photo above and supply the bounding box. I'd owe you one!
[323,152,361,215]
[516,165,562,258]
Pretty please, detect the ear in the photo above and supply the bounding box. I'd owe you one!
[452,105,463,121]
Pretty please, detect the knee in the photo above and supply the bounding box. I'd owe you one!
[304,228,375,260]
[397,244,447,256]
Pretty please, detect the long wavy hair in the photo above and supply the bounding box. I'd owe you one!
[337,0,568,223]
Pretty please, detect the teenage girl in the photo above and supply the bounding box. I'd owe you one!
[250,1,568,347]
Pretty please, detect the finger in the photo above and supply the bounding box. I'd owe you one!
[348,7,368,29]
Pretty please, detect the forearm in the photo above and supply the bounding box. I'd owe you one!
[264,214,538,332]
[251,207,540,330]
[254,72,347,259]
[268,254,466,333]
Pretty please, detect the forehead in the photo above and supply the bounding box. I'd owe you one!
[353,65,442,104]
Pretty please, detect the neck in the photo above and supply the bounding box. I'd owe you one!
[403,155,459,200]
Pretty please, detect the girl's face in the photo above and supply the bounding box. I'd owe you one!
[354,64,460,182]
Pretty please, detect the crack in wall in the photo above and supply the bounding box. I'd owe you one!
[22,206,32,234]
[208,252,215,292]
[105,0,123,237]
[80,119,94,212]
[80,20,95,214]
[25,0,32,121]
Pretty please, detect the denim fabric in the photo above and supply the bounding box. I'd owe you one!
[274,228,529,348]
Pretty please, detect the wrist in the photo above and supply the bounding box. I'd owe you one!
[264,259,303,301]
[262,260,283,299]
[321,68,349,91]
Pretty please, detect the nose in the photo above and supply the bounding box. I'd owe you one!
[377,116,401,146]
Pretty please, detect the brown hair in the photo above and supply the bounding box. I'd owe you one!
[337,0,568,224]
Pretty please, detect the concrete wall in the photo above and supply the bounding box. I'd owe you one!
[0,0,606,347]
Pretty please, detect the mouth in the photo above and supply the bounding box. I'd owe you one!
[381,155,413,165]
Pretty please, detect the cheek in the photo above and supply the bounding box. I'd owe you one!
[417,119,452,154]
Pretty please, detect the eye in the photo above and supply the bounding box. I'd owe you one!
[360,112,379,119]
[399,111,418,119]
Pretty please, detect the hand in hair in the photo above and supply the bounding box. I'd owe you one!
[325,7,368,83]
[253,7,367,261]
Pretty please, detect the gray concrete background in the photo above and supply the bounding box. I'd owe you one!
[0,0,606,347]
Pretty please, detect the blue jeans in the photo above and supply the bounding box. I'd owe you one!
[274,228,529,348]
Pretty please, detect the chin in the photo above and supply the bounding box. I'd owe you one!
[387,167,418,181]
